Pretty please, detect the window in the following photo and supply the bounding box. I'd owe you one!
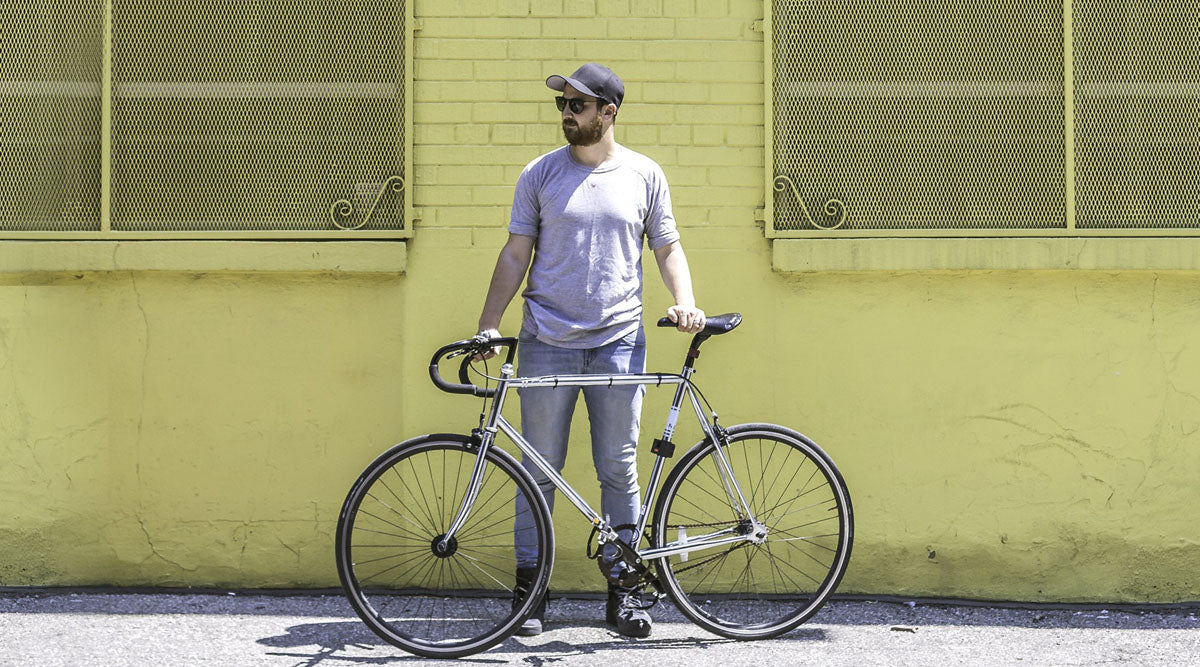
[765,0,1199,237]
[1073,1,1200,230]
[1,1,411,239]
[0,3,103,232]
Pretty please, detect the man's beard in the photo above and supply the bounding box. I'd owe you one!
[563,113,604,146]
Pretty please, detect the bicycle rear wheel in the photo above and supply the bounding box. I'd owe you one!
[651,423,853,639]
[335,434,553,658]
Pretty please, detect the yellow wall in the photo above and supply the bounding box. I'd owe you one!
[2,1,1198,602]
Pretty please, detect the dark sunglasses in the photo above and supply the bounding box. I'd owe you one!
[555,96,601,114]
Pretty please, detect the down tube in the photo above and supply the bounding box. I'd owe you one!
[495,416,605,525]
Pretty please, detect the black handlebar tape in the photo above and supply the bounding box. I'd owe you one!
[456,353,495,398]
[459,356,473,385]
[428,339,482,396]
[656,317,675,327]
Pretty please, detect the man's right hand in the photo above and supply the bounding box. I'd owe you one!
[473,328,502,361]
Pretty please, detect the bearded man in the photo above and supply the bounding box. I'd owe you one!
[475,63,705,638]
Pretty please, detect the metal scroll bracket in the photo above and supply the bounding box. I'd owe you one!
[330,175,405,230]
[772,174,846,230]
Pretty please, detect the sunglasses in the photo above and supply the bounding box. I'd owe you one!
[555,96,602,114]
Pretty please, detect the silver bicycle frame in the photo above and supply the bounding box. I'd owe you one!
[438,361,760,562]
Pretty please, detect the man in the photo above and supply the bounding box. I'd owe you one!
[476,63,705,638]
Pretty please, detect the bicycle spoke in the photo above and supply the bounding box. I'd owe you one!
[404,456,444,534]
[759,481,833,525]
[456,509,518,543]
[456,552,516,592]
[672,481,740,524]
[757,457,809,523]
[352,524,426,543]
[359,546,436,585]
[353,546,428,567]
[369,483,438,538]
[358,506,431,542]
[763,539,809,594]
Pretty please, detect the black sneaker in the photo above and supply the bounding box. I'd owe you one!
[513,567,546,636]
[606,583,652,638]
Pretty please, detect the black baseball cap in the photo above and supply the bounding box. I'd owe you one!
[546,63,624,110]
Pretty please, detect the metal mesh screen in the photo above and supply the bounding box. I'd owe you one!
[770,0,1066,233]
[0,4,102,232]
[111,0,406,232]
[1074,2,1200,229]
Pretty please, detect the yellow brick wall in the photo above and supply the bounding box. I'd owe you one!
[411,0,765,237]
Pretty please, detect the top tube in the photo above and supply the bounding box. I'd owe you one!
[509,372,687,390]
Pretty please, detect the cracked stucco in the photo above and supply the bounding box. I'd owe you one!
[1,266,1198,601]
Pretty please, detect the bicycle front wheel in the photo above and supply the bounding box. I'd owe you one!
[335,434,554,658]
[651,423,853,640]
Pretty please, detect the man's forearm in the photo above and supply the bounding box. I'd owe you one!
[478,263,524,331]
[654,242,696,307]
[654,241,705,333]
[479,237,534,331]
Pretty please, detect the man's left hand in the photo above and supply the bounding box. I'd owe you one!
[666,305,706,334]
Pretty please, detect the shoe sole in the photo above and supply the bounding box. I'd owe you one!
[515,622,543,637]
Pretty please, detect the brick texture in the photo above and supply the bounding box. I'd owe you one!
[413,2,765,233]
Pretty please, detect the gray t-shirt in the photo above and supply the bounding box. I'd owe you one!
[509,145,680,349]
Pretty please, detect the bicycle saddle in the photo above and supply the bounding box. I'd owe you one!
[656,312,741,336]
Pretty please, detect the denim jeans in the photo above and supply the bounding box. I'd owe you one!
[513,327,646,568]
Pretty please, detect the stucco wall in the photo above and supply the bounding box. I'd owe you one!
[1,0,1198,602]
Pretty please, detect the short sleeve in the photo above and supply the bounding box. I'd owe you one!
[644,165,680,251]
[507,163,540,237]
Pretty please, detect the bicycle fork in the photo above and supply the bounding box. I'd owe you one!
[435,360,518,557]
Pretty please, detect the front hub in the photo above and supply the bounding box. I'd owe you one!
[431,534,459,558]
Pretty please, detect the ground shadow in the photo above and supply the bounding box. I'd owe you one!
[257,620,825,665]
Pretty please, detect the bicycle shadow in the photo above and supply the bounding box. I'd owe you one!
[257,620,825,665]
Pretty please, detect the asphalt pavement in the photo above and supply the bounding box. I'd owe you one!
[2,590,1198,666]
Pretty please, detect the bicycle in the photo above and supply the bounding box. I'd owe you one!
[335,313,853,658]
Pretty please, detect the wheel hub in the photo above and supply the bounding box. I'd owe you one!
[431,534,458,558]
[738,519,769,545]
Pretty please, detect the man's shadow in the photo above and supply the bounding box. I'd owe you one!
[257,620,825,665]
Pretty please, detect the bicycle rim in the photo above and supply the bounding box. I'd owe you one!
[335,435,553,658]
[652,424,853,639]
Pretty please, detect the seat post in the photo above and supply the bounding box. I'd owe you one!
[682,334,711,372]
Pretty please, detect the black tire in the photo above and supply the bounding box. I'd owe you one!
[651,423,853,639]
[335,434,554,658]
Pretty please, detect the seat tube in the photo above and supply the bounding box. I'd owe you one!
[661,365,693,441]
[634,371,692,538]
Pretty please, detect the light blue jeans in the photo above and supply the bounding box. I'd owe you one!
[513,327,646,569]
